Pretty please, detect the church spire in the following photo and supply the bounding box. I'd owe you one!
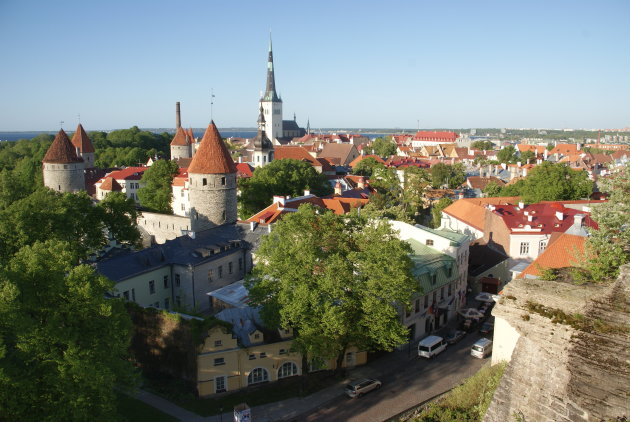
[263,34,280,102]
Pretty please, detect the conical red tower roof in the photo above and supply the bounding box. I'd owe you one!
[188,121,236,174]
[71,123,95,153]
[170,126,190,146]
[43,129,83,164]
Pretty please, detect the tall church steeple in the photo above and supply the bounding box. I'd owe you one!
[259,34,283,142]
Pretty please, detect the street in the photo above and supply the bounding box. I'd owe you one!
[302,334,489,422]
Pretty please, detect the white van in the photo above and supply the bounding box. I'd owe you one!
[471,338,493,359]
[417,335,447,358]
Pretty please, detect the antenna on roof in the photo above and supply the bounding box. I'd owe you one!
[77,114,81,124]
[60,120,64,129]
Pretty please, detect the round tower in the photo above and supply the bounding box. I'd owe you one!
[42,129,85,193]
[71,123,95,168]
[170,102,192,160]
[187,121,237,231]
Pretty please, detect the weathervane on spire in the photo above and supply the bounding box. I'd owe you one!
[210,88,216,122]
[60,120,64,129]
[77,113,81,124]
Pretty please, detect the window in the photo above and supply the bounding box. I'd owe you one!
[278,362,298,379]
[175,296,181,307]
[175,274,180,287]
[215,376,226,393]
[208,269,213,282]
[405,306,411,318]
[163,275,168,289]
[520,242,530,255]
[539,239,548,252]
[214,340,223,347]
[447,266,452,277]
[218,266,223,278]
[214,358,225,366]
[259,352,267,358]
[202,178,207,186]
[228,262,233,274]
[247,368,269,385]
[253,333,260,340]
[132,288,136,301]
[249,354,256,360]
[440,287,445,300]
[164,298,170,309]
[424,296,428,309]
[149,280,155,294]
[426,239,434,246]
[238,257,243,271]
[123,291,129,300]
[415,298,420,313]
[448,283,452,297]
[154,302,159,308]
[180,189,184,197]
[181,203,185,211]
[221,176,226,186]
[279,349,287,355]
[431,274,437,285]
[432,292,437,305]
[222,210,226,221]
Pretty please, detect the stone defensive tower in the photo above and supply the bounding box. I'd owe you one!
[187,121,237,231]
[170,102,193,160]
[70,123,95,168]
[42,129,85,193]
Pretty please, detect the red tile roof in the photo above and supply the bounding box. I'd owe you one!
[348,154,386,168]
[443,197,520,231]
[71,124,95,153]
[467,176,505,190]
[274,146,320,165]
[99,177,122,191]
[413,131,458,142]
[105,166,148,181]
[235,163,254,178]
[518,233,586,278]
[549,144,579,156]
[43,129,83,164]
[170,126,191,146]
[491,202,597,235]
[188,122,237,174]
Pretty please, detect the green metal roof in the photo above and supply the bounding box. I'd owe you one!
[407,239,458,295]
[416,225,468,246]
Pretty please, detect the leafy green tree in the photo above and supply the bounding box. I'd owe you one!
[0,240,137,421]
[352,157,386,177]
[246,205,415,374]
[430,163,466,189]
[519,162,592,203]
[471,140,494,150]
[546,142,555,151]
[238,159,333,218]
[520,150,535,163]
[371,136,397,157]
[582,163,630,282]
[482,181,504,197]
[401,166,431,218]
[431,198,453,228]
[137,159,179,213]
[497,145,517,164]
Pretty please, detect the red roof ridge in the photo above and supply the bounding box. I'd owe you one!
[71,124,95,153]
[171,126,191,146]
[188,122,236,174]
[43,129,83,164]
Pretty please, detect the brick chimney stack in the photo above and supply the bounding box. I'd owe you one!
[176,102,181,129]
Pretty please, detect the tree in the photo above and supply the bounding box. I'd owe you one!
[430,163,466,189]
[431,198,453,228]
[482,181,504,197]
[247,205,415,374]
[497,146,517,164]
[0,240,137,420]
[519,162,592,203]
[352,157,386,177]
[471,140,494,150]
[520,150,535,163]
[581,163,630,282]
[137,159,179,213]
[371,136,397,157]
[401,166,431,218]
[238,159,333,218]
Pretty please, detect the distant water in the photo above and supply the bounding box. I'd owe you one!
[0,130,386,142]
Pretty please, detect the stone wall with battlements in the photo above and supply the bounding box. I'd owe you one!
[138,211,192,244]
[484,265,630,422]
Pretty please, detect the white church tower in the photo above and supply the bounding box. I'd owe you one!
[259,36,283,143]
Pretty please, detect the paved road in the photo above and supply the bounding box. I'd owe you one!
[303,334,488,422]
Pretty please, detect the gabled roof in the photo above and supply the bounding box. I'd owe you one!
[319,143,358,164]
[490,202,597,235]
[467,176,505,190]
[413,131,458,142]
[188,122,237,174]
[549,143,579,156]
[518,233,586,278]
[517,144,546,154]
[71,124,95,153]
[349,154,386,168]
[99,177,123,192]
[235,163,254,178]
[103,166,148,181]
[274,146,320,166]
[170,126,191,146]
[43,129,84,164]
[442,197,520,231]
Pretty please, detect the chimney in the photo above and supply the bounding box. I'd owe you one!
[250,221,257,232]
[573,214,585,227]
[238,156,242,163]
[304,189,310,196]
[527,215,533,222]
[334,181,342,195]
[358,176,365,189]
[273,195,286,206]
[519,201,525,209]
[176,102,181,129]
[556,211,564,221]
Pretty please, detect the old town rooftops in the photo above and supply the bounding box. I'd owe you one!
[489,202,598,235]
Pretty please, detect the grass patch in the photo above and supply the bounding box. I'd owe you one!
[143,371,339,416]
[524,301,630,334]
[410,362,506,422]
[117,392,178,422]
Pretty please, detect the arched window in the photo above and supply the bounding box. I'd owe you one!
[277,362,298,379]
[247,367,269,385]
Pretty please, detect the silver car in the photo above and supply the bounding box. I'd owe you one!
[345,378,382,398]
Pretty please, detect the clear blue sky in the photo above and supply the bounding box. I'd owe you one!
[1,0,628,131]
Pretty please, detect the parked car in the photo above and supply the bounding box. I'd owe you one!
[445,330,466,345]
[417,335,447,358]
[345,378,382,398]
[471,338,493,359]
[479,321,494,335]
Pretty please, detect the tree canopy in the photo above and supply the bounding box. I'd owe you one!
[519,150,536,163]
[370,136,397,157]
[0,240,137,421]
[431,197,453,228]
[238,159,332,219]
[92,126,172,168]
[137,159,179,213]
[471,140,494,150]
[497,145,517,164]
[430,163,466,189]
[246,205,416,372]
[352,157,386,177]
